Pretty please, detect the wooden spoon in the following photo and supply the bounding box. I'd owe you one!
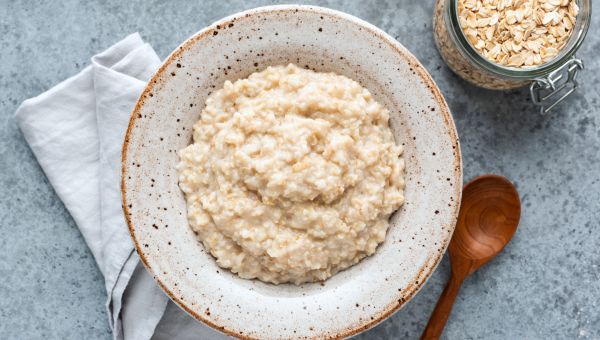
[421,174,521,340]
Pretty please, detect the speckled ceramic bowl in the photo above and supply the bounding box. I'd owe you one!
[121,5,461,339]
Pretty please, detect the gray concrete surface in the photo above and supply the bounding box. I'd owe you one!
[1,0,599,339]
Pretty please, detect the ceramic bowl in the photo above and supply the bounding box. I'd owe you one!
[122,5,461,339]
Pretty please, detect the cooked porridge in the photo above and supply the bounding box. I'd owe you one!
[177,64,405,285]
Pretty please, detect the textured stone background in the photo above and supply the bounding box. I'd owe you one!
[1,0,598,339]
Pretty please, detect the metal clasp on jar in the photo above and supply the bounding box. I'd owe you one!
[530,58,584,114]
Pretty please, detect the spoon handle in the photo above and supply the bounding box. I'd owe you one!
[421,272,464,340]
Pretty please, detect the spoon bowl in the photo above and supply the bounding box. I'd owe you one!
[450,175,521,269]
[422,174,521,339]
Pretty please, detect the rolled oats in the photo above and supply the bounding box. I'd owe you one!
[458,0,579,67]
[433,0,580,89]
[433,0,529,89]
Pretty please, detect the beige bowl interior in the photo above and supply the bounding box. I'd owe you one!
[122,5,461,339]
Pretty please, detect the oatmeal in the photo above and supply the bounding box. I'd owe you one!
[177,64,405,285]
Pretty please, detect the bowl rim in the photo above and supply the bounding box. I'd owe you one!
[121,4,462,339]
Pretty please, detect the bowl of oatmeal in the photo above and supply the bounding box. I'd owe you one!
[122,5,461,339]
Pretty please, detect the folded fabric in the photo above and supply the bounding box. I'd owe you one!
[16,33,169,340]
[16,32,233,340]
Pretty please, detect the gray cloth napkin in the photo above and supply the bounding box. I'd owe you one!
[15,33,228,340]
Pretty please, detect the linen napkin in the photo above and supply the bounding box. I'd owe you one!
[15,33,226,340]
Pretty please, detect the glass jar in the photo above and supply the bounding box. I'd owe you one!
[433,0,591,113]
